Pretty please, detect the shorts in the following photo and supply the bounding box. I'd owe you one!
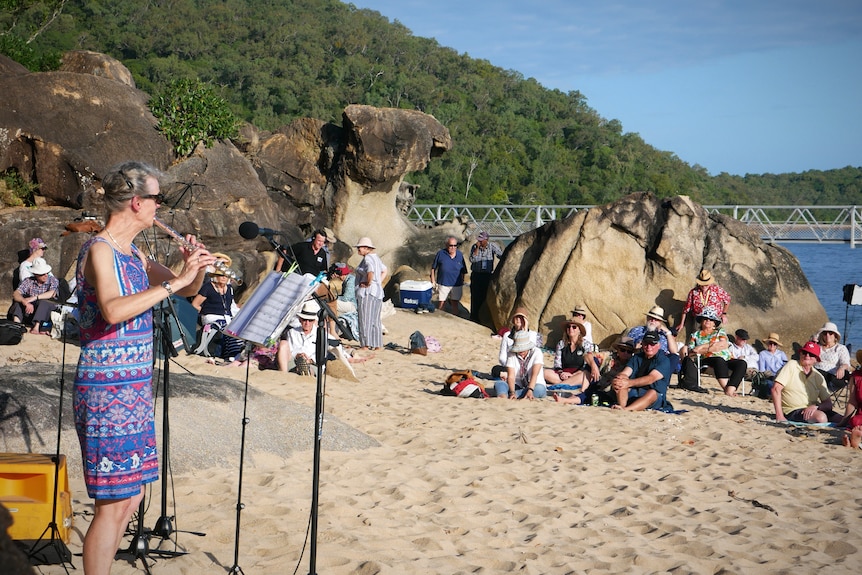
[437,284,463,302]
[786,408,837,422]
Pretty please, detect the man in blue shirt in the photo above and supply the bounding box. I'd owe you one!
[430,236,467,314]
[611,331,672,411]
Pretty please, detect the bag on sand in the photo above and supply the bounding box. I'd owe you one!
[409,330,427,355]
[441,370,488,398]
[0,319,26,345]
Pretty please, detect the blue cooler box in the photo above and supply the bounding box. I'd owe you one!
[399,280,433,309]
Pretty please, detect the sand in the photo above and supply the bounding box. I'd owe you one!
[2,306,860,574]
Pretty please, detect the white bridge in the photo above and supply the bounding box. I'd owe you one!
[407,204,862,248]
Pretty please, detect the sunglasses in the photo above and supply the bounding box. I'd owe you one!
[139,193,165,204]
[617,348,633,354]
[448,243,458,247]
[799,350,817,358]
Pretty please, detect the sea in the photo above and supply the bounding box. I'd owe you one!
[783,243,862,351]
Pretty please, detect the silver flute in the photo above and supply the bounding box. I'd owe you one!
[152,217,239,281]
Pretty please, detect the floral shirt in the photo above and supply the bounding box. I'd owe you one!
[687,328,731,360]
[682,285,731,316]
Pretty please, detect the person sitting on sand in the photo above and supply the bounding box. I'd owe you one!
[544,318,600,389]
[278,301,323,376]
[757,332,788,393]
[840,350,862,449]
[771,340,841,424]
[493,307,541,378]
[494,330,547,400]
[555,335,635,406]
[569,305,594,351]
[609,331,672,411]
[9,258,59,335]
[813,321,852,392]
[627,305,681,373]
[679,307,746,396]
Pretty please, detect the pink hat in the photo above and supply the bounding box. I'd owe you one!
[29,237,47,252]
[799,340,821,361]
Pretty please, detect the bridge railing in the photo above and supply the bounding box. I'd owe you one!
[407,204,862,247]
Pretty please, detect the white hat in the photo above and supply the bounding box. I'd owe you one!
[30,258,52,275]
[645,305,665,322]
[355,237,375,249]
[510,330,535,353]
[816,322,841,340]
[297,301,319,321]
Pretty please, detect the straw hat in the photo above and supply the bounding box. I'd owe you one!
[209,252,232,275]
[645,305,665,322]
[29,258,51,276]
[571,305,588,318]
[763,332,783,346]
[695,269,715,285]
[856,348,862,366]
[355,237,375,249]
[561,319,586,338]
[297,301,319,321]
[323,227,337,243]
[510,330,535,353]
[511,307,528,322]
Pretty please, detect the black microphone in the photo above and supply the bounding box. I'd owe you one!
[239,221,282,239]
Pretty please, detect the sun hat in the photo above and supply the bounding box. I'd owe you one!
[510,330,535,353]
[323,227,337,243]
[816,321,841,340]
[297,301,319,321]
[209,252,232,275]
[695,269,715,285]
[29,258,51,276]
[614,336,636,351]
[642,332,661,345]
[511,307,528,322]
[477,231,489,241]
[571,305,587,317]
[764,332,783,346]
[645,305,665,322]
[29,237,47,252]
[354,237,375,249]
[856,348,862,366]
[734,329,750,341]
[331,262,351,275]
[799,340,821,361]
[696,307,721,326]
[561,319,586,337]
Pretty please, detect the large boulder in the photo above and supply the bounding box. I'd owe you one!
[488,193,827,349]
[59,50,136,87]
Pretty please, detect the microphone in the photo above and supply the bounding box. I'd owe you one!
[239,221,282,239]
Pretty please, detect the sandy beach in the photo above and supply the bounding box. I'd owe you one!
[2,305,860,574]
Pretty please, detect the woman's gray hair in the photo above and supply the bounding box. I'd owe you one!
[101,161,165,217]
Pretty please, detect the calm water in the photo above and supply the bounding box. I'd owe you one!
[783,243,862,351]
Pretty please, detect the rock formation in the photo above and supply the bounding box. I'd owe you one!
[487,193,827,349]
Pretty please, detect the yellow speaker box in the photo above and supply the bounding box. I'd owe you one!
[0,453,73,543]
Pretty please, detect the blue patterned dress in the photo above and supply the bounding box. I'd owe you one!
[73,237,158,499]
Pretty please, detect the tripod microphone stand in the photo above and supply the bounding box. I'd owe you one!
[307,307,332,575]
[26,312,73,570]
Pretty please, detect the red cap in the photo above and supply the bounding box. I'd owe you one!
[799,340,821,361]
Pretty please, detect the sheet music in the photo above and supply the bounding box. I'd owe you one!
[225,272,319,346]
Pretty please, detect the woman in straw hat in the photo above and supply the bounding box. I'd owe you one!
[813,321,852,391]
[544,318,600,389]
[191,252,244,362]
[493,307,541,378]
[757,333,788,379]
[674,269,731,335]
[495,330,547,400]
[354,236,387,350]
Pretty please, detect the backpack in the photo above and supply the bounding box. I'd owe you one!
[409,330,427,355]
[0,319,26,345]
[441,370,489,398]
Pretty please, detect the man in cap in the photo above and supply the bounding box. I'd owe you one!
[729,329,759,376]
[675,269,731,335]
[431,236,468,314]
[610,331,672,411]
[627,305,681,372]
[277,300,322,375]
[772,340,841,424]
[468,231,503,322]
[10,258,59,334]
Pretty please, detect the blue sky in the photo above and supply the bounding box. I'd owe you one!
[347,0,862,176]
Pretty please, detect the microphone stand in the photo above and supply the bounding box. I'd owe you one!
[308,307,331,575]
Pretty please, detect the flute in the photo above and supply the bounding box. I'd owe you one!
[153,217,239,281]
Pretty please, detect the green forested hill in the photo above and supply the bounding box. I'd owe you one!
[3,0,861,205]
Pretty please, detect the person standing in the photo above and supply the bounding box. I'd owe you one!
[431,236,467,314]
[283,229,329,276]
[355,236,387,350]
[674,269,731,335]
[73,161,213,575]
[468,231,502,322]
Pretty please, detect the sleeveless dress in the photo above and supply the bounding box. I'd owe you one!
[73,237,158,499]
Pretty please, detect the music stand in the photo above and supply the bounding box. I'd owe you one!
[223,271,320,574]
[25,312,73,571]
